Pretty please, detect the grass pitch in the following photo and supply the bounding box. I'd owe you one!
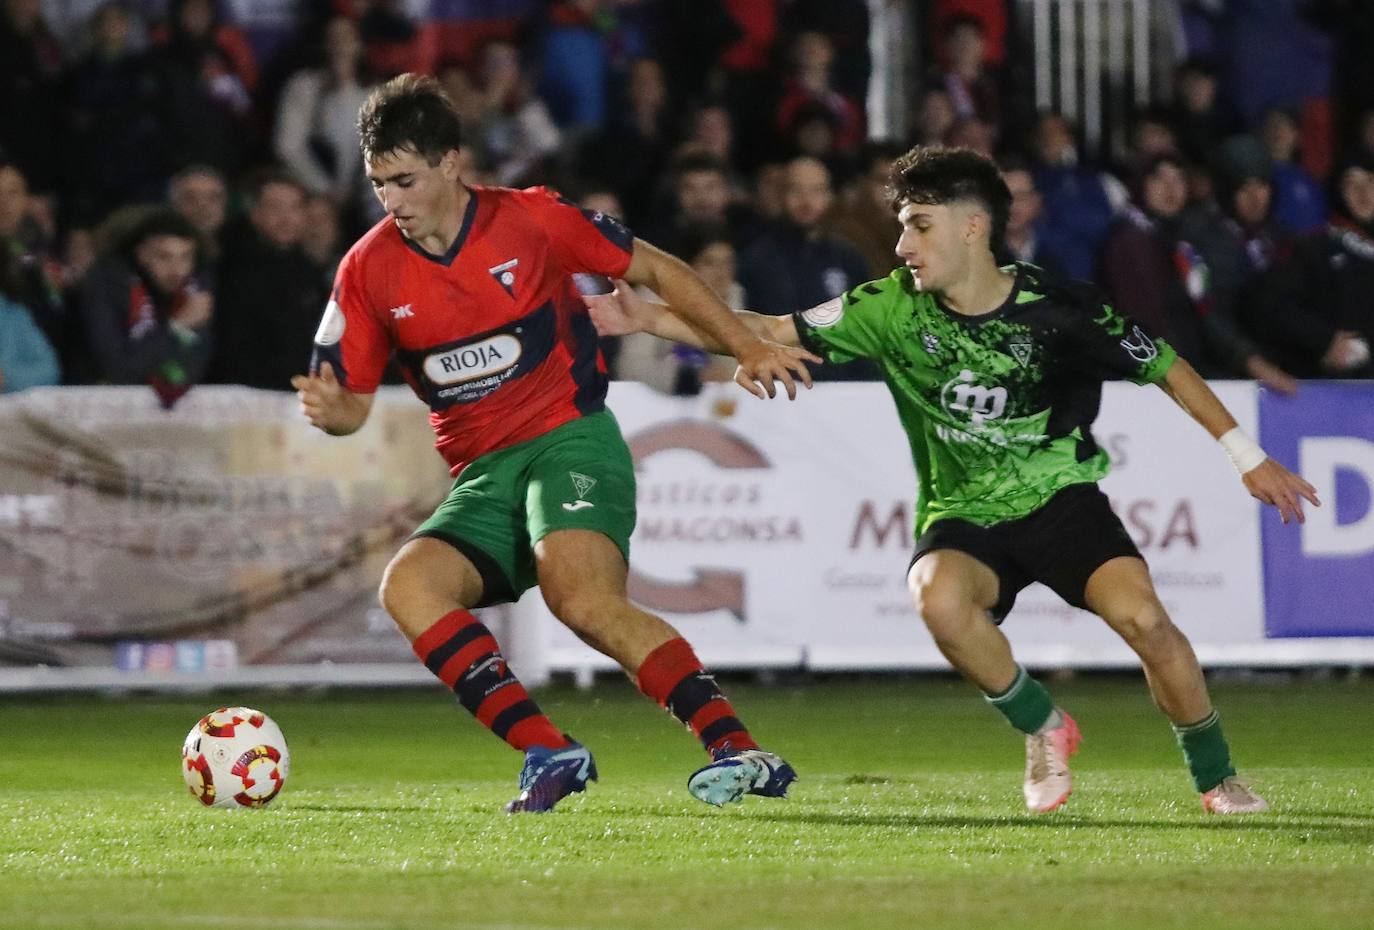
[2,676,1373,930]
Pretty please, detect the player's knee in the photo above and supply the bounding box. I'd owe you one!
[378,548,433,621]
[909,576,974,641]
[1108,596,1174,650]
[545,587,615,635]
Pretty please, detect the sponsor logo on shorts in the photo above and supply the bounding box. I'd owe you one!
[562,471,597,511]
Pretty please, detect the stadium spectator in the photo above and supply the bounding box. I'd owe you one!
[928,15,1001,132]
[739,156,871,379]
[641,152,759,256]
[1171,57,1236,167]
[783,0,871,108]
[1101,154,1295,393]
[0,160,65,357]
[148,0,255,177]
[1241,156,1374,378]
[1030,113,1117,281]
[0,237,60,392]
[1260,107,1328,234]
[463,39,561,187]
[78,208,212,405]
[274,16,374,222]
[210,169,325,390]
[355,0,433,79]
[536,0,611,130]
[168,165,228,264]
[915,86,957,147]
[774,31,863,159]
[0,0,63,190]
[945,114,996,157]
[997,157,1069,278]
[824,140,905,279]
[61,2,164,225]
[576,56,672,227]
[301,192,344,280]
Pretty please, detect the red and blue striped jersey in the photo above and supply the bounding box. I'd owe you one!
[312,185,634,475]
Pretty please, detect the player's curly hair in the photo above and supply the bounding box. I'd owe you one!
[887,145,1012,248]
[358,73,464,165]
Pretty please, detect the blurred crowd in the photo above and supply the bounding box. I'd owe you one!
[1,0,1372,402]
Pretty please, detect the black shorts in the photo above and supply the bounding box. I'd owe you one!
[909,483,1143,622]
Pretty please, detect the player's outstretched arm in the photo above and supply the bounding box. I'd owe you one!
[290,362,375,436]
[1158,357,1320,524]
[620,239,816,399]
[584,280,818,399]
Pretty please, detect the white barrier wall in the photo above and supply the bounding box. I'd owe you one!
[3,381,1371,691]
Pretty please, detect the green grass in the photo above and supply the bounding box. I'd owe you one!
[3,676,1374,929]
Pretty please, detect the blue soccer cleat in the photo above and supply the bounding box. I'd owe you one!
[505,739,598,814]
[687,747,797,807]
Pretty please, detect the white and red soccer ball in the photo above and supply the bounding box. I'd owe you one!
[181,707,290,809]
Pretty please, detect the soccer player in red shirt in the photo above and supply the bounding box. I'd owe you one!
[292,75,810,813]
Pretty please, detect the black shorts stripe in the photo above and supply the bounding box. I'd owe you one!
[421,623,488,678]
[491,700,541,740]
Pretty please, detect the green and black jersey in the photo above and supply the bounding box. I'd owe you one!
[793,263,1176,536]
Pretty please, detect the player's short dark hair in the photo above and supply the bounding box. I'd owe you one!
[888,145,1011,247]
[358,73,464,165]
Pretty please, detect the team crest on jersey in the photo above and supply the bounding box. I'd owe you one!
[488,258,519,297]
[1007,338,1033,368]
[922,332,941,356]
[1119,325,1159,363]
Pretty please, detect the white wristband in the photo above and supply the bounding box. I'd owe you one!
[1219,427,1268,475]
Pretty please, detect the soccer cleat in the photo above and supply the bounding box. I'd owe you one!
[687,747,797,807]
[505,739,598,814]
[1201,776,1269,814]
[1023,711,1081,813]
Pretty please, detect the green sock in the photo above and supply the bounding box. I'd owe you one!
[1173,710,1236,792]
[984,666,1056,734]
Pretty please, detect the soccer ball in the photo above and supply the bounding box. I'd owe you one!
[181,707,290,809]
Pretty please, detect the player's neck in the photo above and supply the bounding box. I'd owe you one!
[411,184,472,255]
[939,258,1015,317]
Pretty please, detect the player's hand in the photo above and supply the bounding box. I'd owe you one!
[1242,457,1320,525]
[582,278,649,336]
[732,339,821,401]
[290,362,366,435]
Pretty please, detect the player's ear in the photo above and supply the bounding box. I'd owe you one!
[441,148,462,182]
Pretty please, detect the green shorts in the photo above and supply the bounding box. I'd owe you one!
[411,409,637,606]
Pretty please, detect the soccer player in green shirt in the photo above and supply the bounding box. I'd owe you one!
[585,146,1320,814]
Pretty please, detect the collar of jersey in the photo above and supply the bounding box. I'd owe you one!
[932,266,1022,324]
[402,188,479,266]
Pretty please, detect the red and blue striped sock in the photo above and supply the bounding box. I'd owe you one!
[636,637,759,756]
[411,609,568,752]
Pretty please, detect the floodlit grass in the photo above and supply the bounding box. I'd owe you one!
[2,676,1373,929]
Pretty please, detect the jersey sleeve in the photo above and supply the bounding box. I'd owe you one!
[310,251,390,393]
[1060,287,1177,385]
[791,273,901,363]
[519,187,635,279]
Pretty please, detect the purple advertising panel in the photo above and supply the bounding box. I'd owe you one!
[1260,383,1374,637]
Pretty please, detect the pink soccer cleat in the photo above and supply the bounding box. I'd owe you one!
[1023,711,1082,813]
[1201,777,1269,814]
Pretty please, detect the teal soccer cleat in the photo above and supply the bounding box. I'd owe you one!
[687,747,797,807]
